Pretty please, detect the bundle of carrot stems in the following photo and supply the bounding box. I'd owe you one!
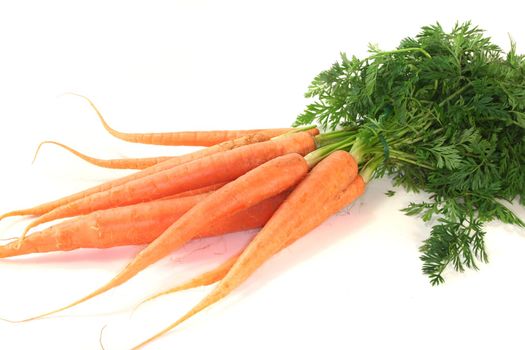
[0,97,366,349]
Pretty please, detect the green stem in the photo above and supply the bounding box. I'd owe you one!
[304,136,355,168]
[272,125,318,140]
[368,47,432,60]
[438,81,473,107]
[349,137,368,164]
[360,157,383,183]
[293,124,318,133]
[389,150,434,169]
[315,130,357,147]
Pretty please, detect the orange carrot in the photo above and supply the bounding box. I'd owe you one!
[0,132,273,222]
[32,129,318,170]
[0,191,287,259]
[139,177,364,305]
[33,141,171,169]
[73,93,297,146]
[166,182,227,199]
[133,151,363,348]
[18,132,315,241]
[17,152,310,321]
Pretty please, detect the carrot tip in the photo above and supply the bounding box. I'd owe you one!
[64,92,112,131]
[32,141,52,164]
[0,315,25,324]
[0,210,26,221]
[135,287,183,311]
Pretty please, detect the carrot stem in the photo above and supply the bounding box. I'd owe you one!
[314,129,357,146]
[272,125,318,140]
[304,136,356,168]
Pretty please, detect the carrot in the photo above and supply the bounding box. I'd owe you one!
[32,128,319,170]
[139,176,364,305]
[133,151,363,349]
[17,152,310,321]
[166,182,227,199]
[0,132,273,222]
[18,132,315,241]
[73,93,298,146]
[0,191,287,259]
[0,194,205,258]
[33,141,171,169]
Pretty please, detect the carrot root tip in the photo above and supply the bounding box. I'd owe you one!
[32,141,48,164]
[0,315,24,324]
[0,211,27,221]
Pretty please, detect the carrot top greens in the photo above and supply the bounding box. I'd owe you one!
[294,21,525,284]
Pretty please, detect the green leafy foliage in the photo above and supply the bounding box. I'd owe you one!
[295,21,525,284]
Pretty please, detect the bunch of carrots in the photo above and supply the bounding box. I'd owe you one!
[4,21,525,348]
[0,96,367,349]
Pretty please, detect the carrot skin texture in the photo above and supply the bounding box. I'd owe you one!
[125,127,317,146]
[0,191,288,258]
[21,153,309,321]
[134,151,362,348]
[165,182,227,199]
[0,194,205,257]
[20,132,315,238]
[142,176,365,304]
[0,133,271,221]
[115,153,308,283]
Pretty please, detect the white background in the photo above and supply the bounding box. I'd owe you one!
[1,1,524,349]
